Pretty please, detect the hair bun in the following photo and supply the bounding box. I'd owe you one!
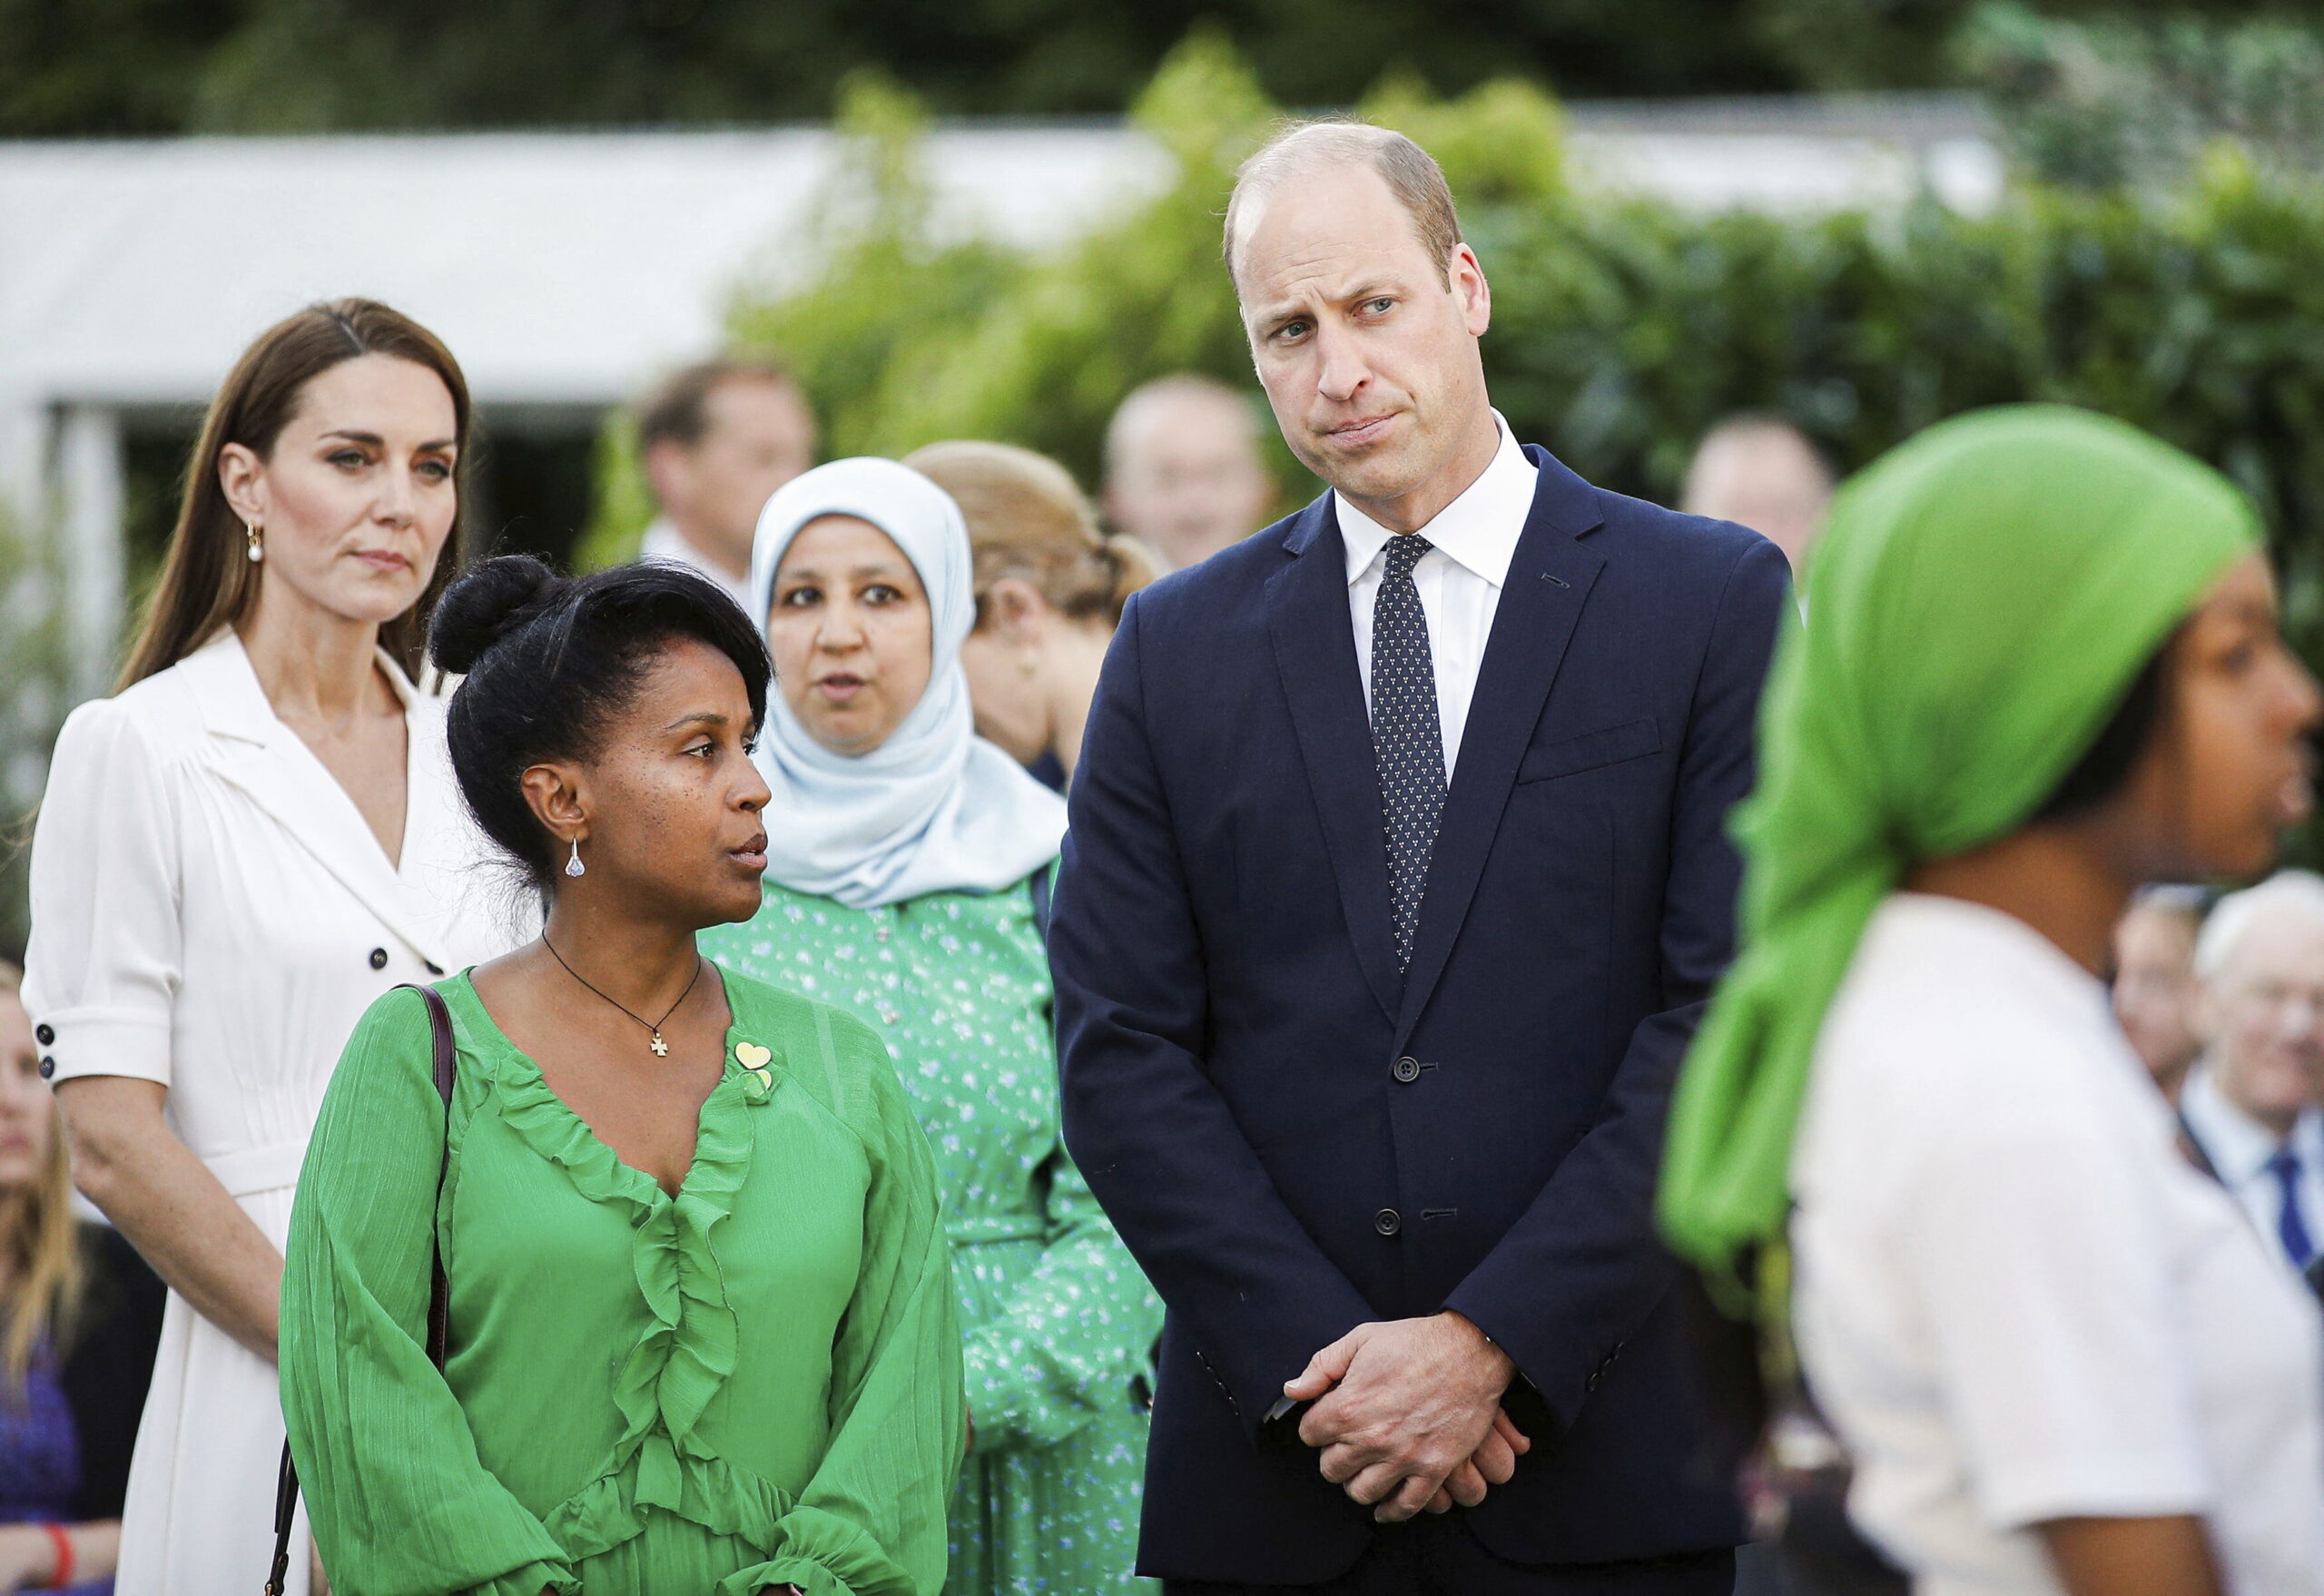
[1099,533,1162,616]
[430,555,563,675]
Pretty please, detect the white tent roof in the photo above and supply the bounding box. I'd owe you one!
[0,103,1998,697]
[0,125,1174,411]
[0,102,1999,419]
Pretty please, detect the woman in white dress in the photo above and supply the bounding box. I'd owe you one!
[24,300,518,1595]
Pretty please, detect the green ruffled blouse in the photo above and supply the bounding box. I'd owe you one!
[281,968,964,1596]
[702,876,1162,1595]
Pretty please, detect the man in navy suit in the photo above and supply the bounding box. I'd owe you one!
[1050,120,1789,1594]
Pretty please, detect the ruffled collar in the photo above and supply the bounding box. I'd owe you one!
[440,967,796,1560]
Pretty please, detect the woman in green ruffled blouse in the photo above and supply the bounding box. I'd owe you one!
[281,556,961,1596]
[703,458,1161,1594]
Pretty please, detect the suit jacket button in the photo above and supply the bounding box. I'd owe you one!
[34,1025,53,1047]
[1374,1207,1402,1236]
[369,948,389,970]
[37,1058,54,1080]
[1393,1056,1421,1083]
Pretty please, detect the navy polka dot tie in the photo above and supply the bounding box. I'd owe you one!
[1371,534,1446,971]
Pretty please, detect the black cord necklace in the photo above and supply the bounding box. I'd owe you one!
[542,936,703,1058]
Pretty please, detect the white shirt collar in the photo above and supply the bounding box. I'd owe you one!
[186,627,422,746]
[2181,1061,2324,1183]
[1337,411,1537,589]
[640,517,754,609]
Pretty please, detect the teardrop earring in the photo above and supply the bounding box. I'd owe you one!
[565,838,586,879]
[245,521,263,564]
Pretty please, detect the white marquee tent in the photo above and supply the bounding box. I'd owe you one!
[0,99,1999,695]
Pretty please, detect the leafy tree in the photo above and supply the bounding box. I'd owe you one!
[1961,1,2324,186]
[0,0,246,135]
[11,0,2320,136]
[697,35,2324,695]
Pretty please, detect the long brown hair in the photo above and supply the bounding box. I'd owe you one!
[0,962,82,1396]
[118,299,472,692]
[902,440,1158,627]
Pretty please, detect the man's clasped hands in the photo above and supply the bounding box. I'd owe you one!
[1282,1310,1532,1523]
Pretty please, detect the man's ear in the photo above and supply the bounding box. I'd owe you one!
[1450,243,1491,338]
[2189,975,2223,1050]
[521,762,588,845]
[642,438,691,516]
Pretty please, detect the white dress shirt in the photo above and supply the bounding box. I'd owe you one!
[2180,1063,2324,1274]
[640,517,755,615]
[1792,894,2324,1596]
[1339,412,1540,778]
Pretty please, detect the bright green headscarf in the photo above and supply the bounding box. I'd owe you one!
[1659,404,2260,1306]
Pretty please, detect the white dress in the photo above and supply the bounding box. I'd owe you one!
[24,631,524,1595]
[1792,893,2324,1596]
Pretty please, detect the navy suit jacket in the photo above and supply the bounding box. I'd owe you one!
[1050,445,1789,1582]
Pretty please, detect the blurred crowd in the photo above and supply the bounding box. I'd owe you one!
[5,114,2323,1596]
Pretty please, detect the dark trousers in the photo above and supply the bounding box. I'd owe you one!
[1163,1518,1736,1596]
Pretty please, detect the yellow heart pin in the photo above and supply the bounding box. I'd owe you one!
[735,1042,773,1072]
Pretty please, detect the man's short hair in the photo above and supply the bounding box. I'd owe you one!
[1224,120,1462,290]
[1688,413,1834,483]
[2194,870,2324,980]
[1104,374,1256,478]
[635,356,801,454]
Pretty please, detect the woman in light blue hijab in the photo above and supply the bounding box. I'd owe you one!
[742,457,1067,904]
[700,458,1163,1596]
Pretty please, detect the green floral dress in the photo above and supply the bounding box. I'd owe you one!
[702,873,1164,1595]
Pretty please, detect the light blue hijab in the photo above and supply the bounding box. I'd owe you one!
[747,457,1067,909]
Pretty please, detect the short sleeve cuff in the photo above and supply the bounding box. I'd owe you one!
[960,1335,1019,1454]
[960,1327,1103,1454]
[34,1008,172,1089]
[1975,1449,2210,1532]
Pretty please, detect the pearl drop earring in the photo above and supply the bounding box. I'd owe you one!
[245,521,263,564]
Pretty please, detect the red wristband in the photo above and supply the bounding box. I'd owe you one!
[39,1522,72,1589]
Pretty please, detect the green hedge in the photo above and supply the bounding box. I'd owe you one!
[1481,156,2324,643]
[596,33,2324,660]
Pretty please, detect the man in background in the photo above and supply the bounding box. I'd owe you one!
[635,356,818,610]
[2181,871,2324,1274]
[1104,373,1276,570]
[1679,414,1833,578]
[2112,884,2210,1104]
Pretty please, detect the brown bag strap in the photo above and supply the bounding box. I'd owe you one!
[267,983,458,1595]
[418,983,455,1366]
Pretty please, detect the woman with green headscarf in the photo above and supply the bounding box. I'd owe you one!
[1660,407,2324,1596]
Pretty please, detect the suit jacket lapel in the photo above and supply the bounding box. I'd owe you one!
[1394,448,1606,1047]
[1265,498,1403,1024]
[187,634,459,972]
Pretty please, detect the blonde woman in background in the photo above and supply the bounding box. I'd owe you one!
[905,440,1157,786]
[0,961,164,1594]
